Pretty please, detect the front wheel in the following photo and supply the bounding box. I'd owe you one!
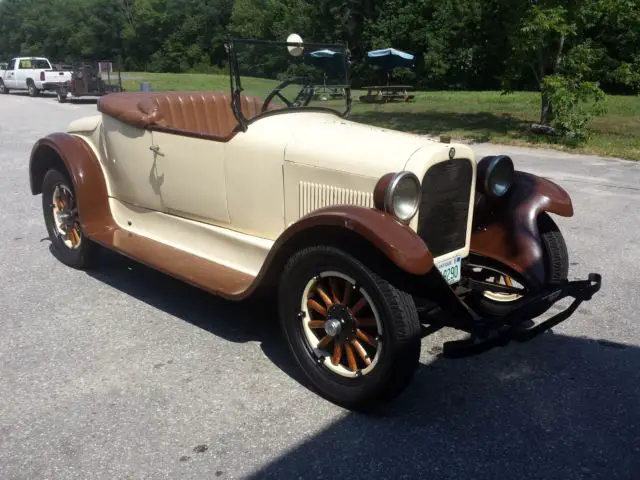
[467,212,569,317]
[42,168,99,269]
[0,80,8,94]
[278,246,422,410]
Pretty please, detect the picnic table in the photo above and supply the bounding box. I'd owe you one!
[359,85,415,103]
[312,84,349,100]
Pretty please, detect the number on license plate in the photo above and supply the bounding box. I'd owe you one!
[436,256,462,285]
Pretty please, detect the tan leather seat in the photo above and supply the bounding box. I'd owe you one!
[98,91,268,141]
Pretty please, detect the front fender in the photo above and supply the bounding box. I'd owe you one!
[255,206,434,292]
[470,171,573,288]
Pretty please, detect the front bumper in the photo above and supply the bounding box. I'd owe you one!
[417,268,602,358]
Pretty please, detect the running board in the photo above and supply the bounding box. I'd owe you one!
[90,227,255,299]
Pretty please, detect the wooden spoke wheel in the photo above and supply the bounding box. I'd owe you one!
[476,267,525,303]
[465,213,569,318]
[301,271,383,378]
[42,168,99,270]
[51,183,82,250]
[278,246,422,410]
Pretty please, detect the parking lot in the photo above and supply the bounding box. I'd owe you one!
[1,92,638,479]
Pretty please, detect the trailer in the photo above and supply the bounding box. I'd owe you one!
[47,60,123,103]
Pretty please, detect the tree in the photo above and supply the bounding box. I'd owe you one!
[0,0,637,106]
[229,0,313,40]
[363,0,534,90]
[503,0,639,139]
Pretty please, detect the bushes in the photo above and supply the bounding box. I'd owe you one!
[541,74,607,142]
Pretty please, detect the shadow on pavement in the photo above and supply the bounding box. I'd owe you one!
[350,110,529,143]
[8,91,100,104]
[249,332,639,479]
[86,249,639,480]
[85,249,304,382]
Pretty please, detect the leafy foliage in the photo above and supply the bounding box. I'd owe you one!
[0,0,638,140]
[541,74,607,141]
[500,0,639,140]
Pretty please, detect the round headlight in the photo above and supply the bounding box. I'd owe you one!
[479,155,514,198]
[384,172,420,223]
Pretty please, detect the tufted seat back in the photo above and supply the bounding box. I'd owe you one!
[98,91,268,141]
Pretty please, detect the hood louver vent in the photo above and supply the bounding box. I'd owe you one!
[299,181,374,217]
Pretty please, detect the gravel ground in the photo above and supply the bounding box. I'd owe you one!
[0,92,638,480]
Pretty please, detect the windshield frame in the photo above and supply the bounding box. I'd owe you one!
[225,36,352,132]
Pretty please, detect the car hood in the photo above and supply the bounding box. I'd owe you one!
[283,112,442,178]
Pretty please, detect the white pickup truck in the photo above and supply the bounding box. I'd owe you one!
[0,57,72,96]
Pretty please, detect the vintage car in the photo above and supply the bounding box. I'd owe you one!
[28,36,601,410]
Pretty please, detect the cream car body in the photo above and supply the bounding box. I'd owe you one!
[66,108,475,279]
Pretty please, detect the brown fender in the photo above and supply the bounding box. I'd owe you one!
[29,132,115,237]
[471,171,574,288]
[261,206,434,278]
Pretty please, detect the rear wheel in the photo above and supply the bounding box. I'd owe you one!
[0,80,8,94]
[42,168,99,269]
[278,246,422,410]
[467,212,569,317]
[57,89,67,103]
[28,81,39,97]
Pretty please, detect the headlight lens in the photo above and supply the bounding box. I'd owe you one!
[479,155,514,198]
[384,172,420,223]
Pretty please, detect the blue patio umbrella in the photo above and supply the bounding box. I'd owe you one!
[366,48,415,70]
[303,49,347,87]
[306,49,341,59]
[304,49,345,72]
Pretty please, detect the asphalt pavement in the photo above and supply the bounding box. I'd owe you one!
[1,92,638,480]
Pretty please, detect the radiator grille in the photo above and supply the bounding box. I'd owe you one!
[299,181,374,217]
[417,159,473,257]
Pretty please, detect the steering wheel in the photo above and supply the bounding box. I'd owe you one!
[262,77,314,113]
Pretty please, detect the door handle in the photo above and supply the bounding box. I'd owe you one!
[149,145,164,156]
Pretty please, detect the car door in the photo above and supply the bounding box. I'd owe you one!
[224,122,288,240]
[151,131,230,225]
[100,115,164,212]
[14,58,31,88]
[4,59,17,88]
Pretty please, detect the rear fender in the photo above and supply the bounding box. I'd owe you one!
[29,132,112,236]
[470,171,573,289]
[67,115,102,135]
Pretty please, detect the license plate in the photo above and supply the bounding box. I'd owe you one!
[436,256,462,285]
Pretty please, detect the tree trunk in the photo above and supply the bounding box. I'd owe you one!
[540,92,553,125]
[539,34,565,125]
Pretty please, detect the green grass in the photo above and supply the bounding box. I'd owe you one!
[122,72,640,160]
[122,71,278,97]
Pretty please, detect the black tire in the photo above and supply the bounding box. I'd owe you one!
[538,212,569,283]
[278,246,422,410]
[0,80,8,94]
[42,168,99,269]
[57,89,67,103]
[470,212,569,317]
[27,81,39,97]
